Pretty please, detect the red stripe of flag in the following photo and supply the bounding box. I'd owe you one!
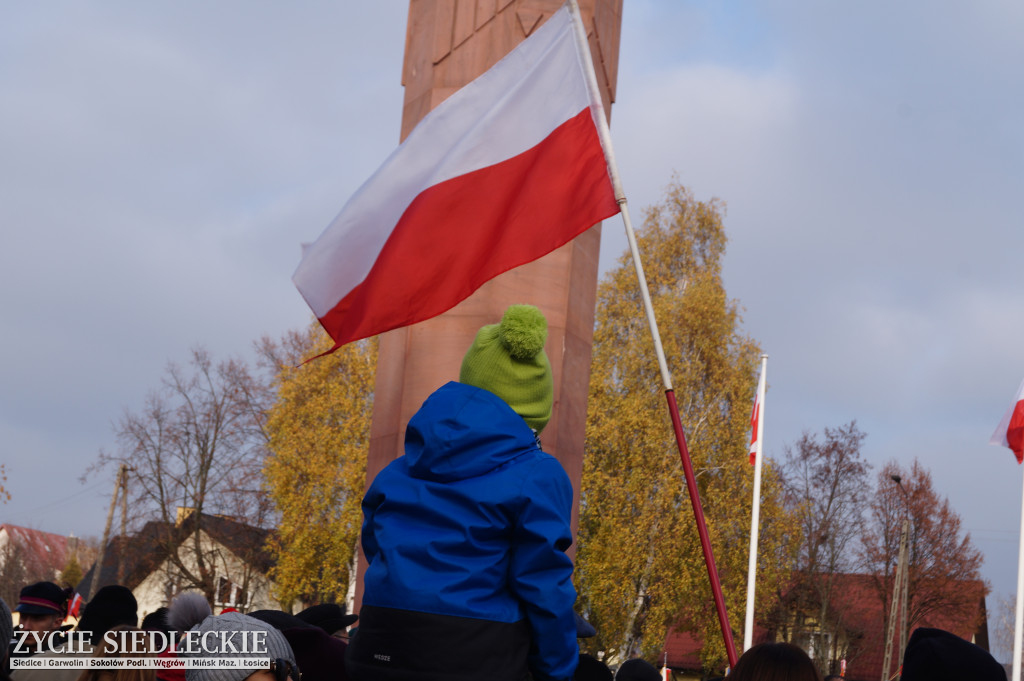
[1008,399,1024,463]
[991,378,1024,464]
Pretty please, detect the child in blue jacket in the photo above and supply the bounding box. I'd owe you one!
[348,304,578,681]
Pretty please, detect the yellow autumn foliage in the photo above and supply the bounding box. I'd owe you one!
[262,322,377,607]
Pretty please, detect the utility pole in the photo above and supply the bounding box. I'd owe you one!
[881,476,912,681]
[881,520,910,680]
[90,464,128,598]
[117,468,129,584]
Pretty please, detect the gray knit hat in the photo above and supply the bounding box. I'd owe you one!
[183,612,297,681]
[0,597,13,663]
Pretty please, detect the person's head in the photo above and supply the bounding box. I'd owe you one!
[459,304,553,433]
[249,610,346,681]
[293,603,357,637]
[15,581,68,633]
[901,627,1006,681]
[77,585,138,644]
[730,642,822,681]
[183,612,298,681]
[615,658,661,681]
[0,597,13,665]
[575,653,612,681]
[141,608,170,636]
[81,625,157,681]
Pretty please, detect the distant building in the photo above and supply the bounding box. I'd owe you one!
[78,510,287,620]
[0,524,95,607]
[664,572,990,680]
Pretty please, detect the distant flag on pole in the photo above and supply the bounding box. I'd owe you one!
[292,5,620,354]
[748,376,764,465]
[68,592,83,619]
[743,354,768,652]
[991,377,1024,464]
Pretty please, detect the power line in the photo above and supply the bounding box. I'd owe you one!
[3,480,109,522]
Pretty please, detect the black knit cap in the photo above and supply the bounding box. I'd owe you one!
[76,585,138,644]
[615,659,661,681]
[901,627,1006,681]
[575,654,612,681]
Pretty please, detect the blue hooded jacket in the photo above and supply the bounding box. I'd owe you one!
[358,381,578,681]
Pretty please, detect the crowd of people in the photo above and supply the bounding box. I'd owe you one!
[0,306,1012,680]
[0,580,355,681]
[0,579,1010,681]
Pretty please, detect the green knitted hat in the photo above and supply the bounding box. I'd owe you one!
[459,304,553,433]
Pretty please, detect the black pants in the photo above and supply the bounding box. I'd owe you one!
[346,605,531,681]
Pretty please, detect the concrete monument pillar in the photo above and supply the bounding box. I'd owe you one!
[355,0,623,608]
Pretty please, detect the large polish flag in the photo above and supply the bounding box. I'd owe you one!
[293,6,620,351]
[991,377,1024,463]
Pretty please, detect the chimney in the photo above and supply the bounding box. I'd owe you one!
[176,507,195,527]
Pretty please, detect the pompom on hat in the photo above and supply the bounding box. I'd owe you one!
[459,304,553,433]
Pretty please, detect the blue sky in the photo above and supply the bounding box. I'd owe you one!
[2,0,1023,659]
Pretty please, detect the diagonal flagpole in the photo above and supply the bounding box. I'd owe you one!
[743,355,768,651]
[566,0,739,667]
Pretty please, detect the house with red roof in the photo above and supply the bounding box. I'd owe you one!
[663,572,991,680]
[0,523,95,607]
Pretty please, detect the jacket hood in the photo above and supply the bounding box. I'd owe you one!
[404,381,539,482]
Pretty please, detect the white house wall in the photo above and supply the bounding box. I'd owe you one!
[131,529,279,621]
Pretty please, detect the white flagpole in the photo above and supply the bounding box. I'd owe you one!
[1014,464,1024,681]
[743,355,768,651]
[564,0,671,391]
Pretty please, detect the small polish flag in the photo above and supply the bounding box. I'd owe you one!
[991,377,1024,463]
[749,393,760,466]
[293,5,619,354]
[68,592,83,619]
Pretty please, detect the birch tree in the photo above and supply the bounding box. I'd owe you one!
[260,322,376,609]
[576,181,796,670]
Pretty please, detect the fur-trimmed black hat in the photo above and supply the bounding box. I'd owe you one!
[76,585,137,644]
[901,627,1005,681]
